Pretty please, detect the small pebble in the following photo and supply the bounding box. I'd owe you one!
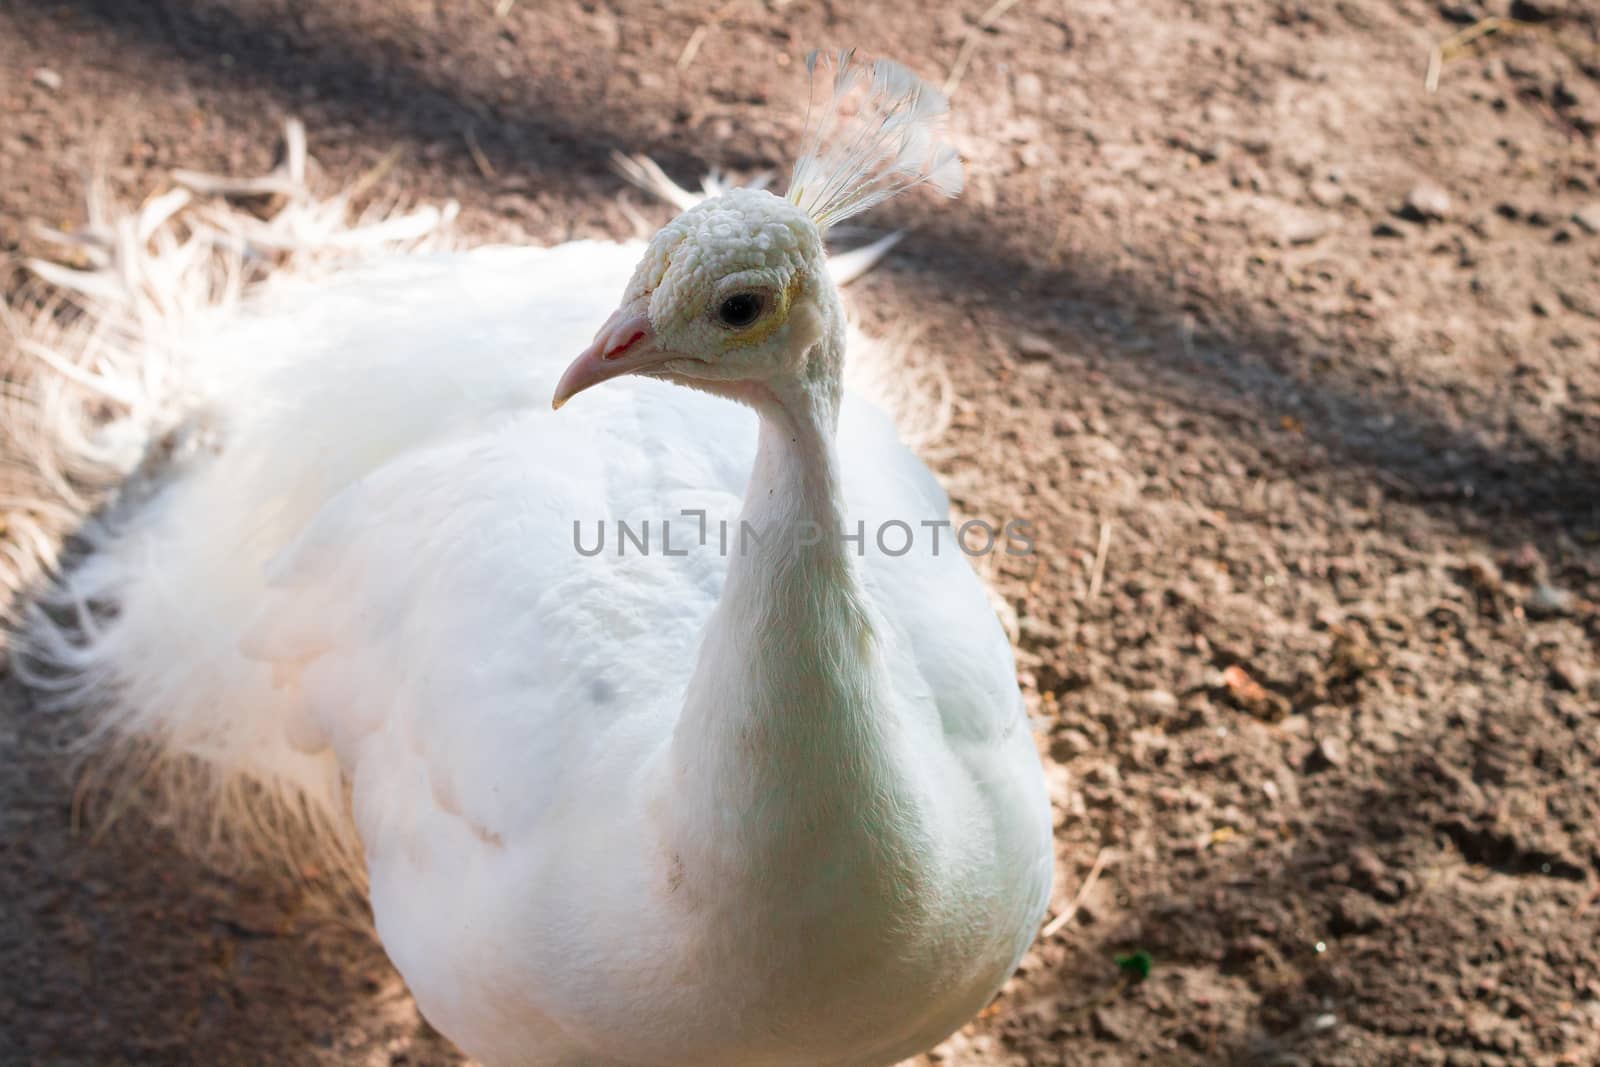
[1280,209,1331,246]
[1016,332,1055,361]
[1313,735,1346,769]
[1400,182,1452,223]
[1549,657,1588,693]
[1349,845,1387,887]
[1012,72,1044,107]
[1133,688,1178,715]
[1307,179,1343,208]
[1572,203,1600,235]
[1526,583,1574,618]
[32,67,63,91]
[1091,1007,1132,1042]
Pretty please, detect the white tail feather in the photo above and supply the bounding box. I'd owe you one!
[2,123,454,877]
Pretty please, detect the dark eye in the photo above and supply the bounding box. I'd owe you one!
[717,292,766,329]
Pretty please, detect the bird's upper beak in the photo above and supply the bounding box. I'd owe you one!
[552,307,671,410]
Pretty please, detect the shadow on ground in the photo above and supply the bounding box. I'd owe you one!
[0,673,464,1063]
[17,0,1600,554]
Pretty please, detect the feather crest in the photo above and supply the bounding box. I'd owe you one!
[786,50,963,230]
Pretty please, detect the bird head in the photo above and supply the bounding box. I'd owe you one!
[552,50,961,411]
[551,188,830,409]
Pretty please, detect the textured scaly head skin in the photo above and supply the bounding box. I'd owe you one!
[551,189,832,407]
[625,188,829,384]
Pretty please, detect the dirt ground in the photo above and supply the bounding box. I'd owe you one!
[3,0,1600,1064]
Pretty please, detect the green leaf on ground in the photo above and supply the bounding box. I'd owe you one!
[1114,949,1153,982]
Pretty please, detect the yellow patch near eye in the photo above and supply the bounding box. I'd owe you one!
[730,274,801,348]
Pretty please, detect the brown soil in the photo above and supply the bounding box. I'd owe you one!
[4,1,1600,1064]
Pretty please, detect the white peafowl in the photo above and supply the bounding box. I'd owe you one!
[6,52,1052,1067]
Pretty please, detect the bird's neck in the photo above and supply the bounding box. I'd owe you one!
[665,340,910,894]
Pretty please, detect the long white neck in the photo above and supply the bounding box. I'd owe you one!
[663,311,912,894]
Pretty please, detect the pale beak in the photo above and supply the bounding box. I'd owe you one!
[552,309,670,410]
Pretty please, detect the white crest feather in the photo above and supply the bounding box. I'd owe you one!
[786,50,964,230]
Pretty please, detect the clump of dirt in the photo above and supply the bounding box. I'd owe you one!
[3,1,1599,1065]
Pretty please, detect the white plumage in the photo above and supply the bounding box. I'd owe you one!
[7,55,1052,1067]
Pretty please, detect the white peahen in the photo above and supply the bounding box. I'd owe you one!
[8,53,1052,1067]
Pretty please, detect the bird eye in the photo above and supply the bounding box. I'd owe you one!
[716,292,766,329]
